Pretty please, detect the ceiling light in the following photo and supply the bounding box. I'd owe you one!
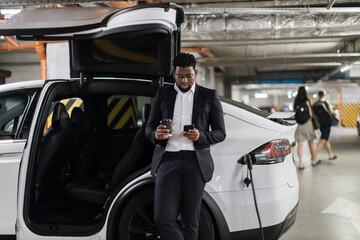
[0,9,22,19]
[255,93,268,99]
[340,65,351,72]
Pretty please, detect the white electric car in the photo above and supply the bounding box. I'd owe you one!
[0,3,299,240]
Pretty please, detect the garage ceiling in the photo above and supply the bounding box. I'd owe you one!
[1,0,360,84]
[177,0,360,84]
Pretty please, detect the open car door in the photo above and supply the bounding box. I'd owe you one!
[0,3,183,237]
[0,3,184,80]
[0,83,42,237]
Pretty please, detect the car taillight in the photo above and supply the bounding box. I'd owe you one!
[252,139,293,165]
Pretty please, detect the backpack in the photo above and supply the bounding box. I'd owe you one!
[313,103,332,127]
[294,101,310,124]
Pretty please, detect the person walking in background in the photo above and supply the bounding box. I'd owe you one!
[293,86,317,170]
[312,90,337,163]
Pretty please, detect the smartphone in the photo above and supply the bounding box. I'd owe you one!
[183,124,195,132]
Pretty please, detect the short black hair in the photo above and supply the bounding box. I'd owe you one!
[318,90,326,98]
[173,52,196,69]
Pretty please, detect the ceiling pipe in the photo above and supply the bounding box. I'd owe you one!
[0,36,61,80]
[1,37,47,79]
[0,0,358,8]
[34,41,47,80]
[1,36,35,50]
[327,0,337,9]
[182,7,360,42]
[182,47,226,72]
[173,0,359,8]
[106,1,138,7]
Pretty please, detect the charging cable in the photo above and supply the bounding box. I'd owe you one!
[243,154,265,240]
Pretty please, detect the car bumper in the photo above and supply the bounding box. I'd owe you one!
[230,202,298,240]
[209,182,299,239]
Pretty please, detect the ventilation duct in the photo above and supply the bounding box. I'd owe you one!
[182,8,360,41]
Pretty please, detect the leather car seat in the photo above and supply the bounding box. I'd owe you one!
[36,102,71,200]
[64,103,154,204]
[69,107,88,178]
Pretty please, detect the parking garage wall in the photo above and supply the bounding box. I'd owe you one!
[0,51,40,84]
[231,83,360,127]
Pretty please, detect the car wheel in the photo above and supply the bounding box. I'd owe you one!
[118,187,216,240]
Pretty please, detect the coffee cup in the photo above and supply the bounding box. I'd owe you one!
[160,119,172,136]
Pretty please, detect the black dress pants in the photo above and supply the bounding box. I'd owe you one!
[154,151,205,240]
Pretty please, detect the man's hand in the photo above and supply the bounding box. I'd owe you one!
[155,124,171,140]
[183,128,199,141]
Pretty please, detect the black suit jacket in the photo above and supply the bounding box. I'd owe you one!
[145,84,226,182]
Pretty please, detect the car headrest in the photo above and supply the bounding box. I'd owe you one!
[142,103,151,126]
[70,107,85,126]
[52,103,69,128]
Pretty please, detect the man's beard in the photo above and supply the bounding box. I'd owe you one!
[177,84,191,92]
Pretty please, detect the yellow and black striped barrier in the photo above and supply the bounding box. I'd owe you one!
[107,97,138,130]
[341,103,360,128]
[46,97,139,132]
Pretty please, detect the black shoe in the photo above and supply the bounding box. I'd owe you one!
[311,159,321,166]
[329,155,337,160]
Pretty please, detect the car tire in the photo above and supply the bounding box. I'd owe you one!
[118,187,216,240]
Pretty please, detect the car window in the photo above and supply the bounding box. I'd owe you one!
[107,95,152,130]
[0,94,28,140]
[44,97,84,134]
[90,35,159,65]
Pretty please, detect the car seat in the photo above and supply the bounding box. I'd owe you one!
[68,107,88,178]
[64,103,153,204]
[36,102,71,200]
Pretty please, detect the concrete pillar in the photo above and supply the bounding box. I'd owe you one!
[224,75,232,99]
[46,42,70,79]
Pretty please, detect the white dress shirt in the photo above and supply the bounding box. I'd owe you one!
[165,84,196,152]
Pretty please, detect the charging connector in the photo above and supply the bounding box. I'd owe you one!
[239,154,265,240]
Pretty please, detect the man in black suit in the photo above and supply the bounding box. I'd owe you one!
[145,53,226,240]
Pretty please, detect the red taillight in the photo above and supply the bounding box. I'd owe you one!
[253,139,292,164]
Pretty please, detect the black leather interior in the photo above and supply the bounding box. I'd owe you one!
[36,102,71,200]
[64,103,153,204]
[69,107,88,178]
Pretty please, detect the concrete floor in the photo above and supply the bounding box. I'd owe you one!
[280,127,360,240]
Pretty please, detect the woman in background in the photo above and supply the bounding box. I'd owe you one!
[294,87,317,170]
